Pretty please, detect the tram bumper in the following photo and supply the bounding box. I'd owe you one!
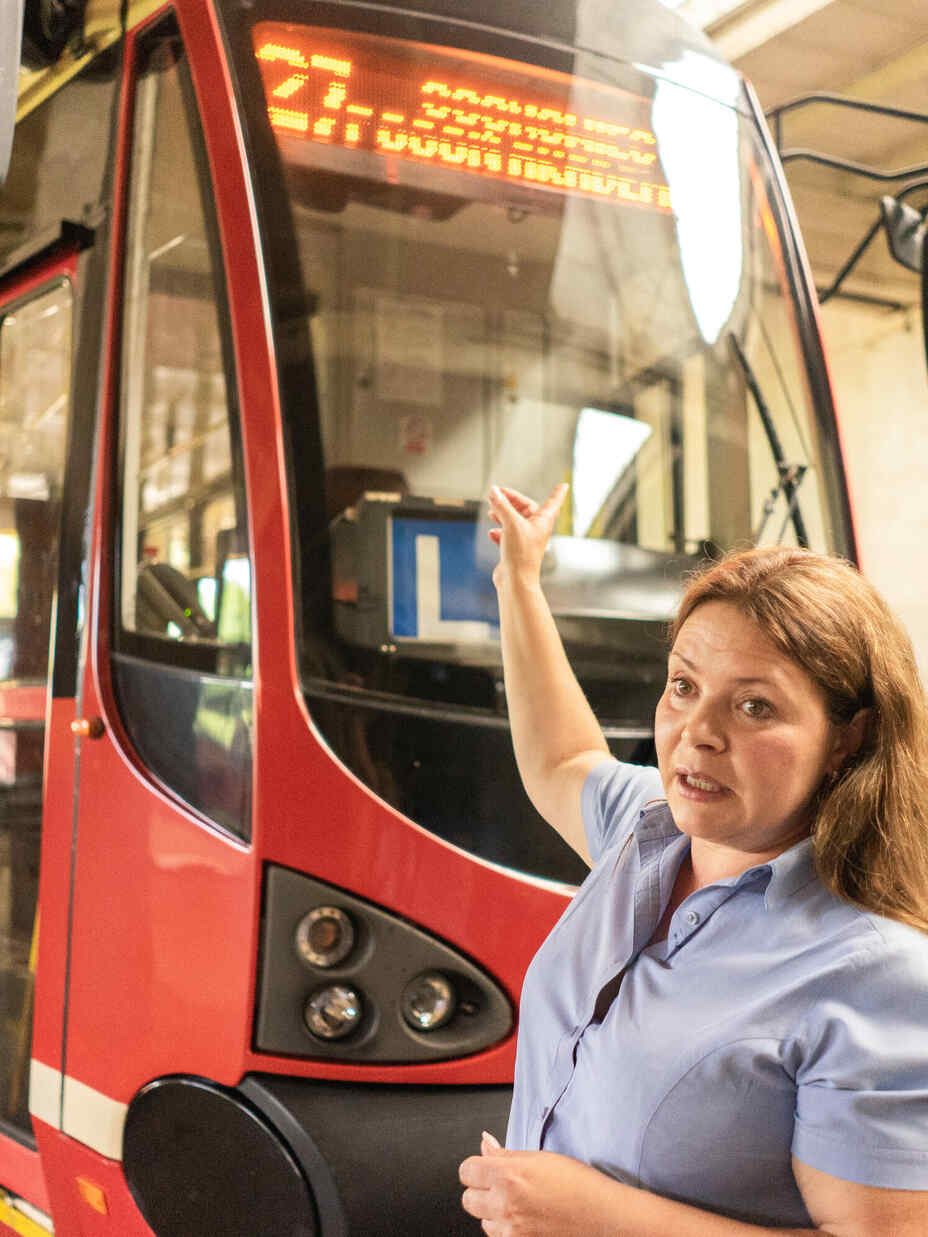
[123,1071,512,1236]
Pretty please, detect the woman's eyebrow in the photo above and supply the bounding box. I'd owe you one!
[669,650,696,669]
[669,649,781,688]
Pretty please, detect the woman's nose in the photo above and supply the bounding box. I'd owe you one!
[682,701,726,749]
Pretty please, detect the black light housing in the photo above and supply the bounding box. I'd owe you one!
[256,866,513,1062]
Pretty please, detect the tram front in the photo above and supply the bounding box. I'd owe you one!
[223,0,852,887]
[118,2,857,1233]
[0,2,860,1236]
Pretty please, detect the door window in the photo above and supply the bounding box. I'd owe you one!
[113,22,253,840]
[0,278,72,1135]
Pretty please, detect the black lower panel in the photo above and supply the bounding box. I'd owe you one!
[123,1076,318,1237]
[241,1074,512,1236]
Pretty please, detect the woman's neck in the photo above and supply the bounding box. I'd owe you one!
[689,830,809,888]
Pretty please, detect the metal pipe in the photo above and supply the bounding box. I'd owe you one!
[767,92,928,129]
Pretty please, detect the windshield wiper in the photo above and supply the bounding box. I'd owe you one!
[728,333,809,548]
[754,461,808,545]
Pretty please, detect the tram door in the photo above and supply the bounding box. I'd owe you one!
[0,258,73,1137]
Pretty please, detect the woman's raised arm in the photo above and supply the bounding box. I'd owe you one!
[488,483,610,863]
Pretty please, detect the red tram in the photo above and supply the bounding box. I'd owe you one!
[0,0,855,1232]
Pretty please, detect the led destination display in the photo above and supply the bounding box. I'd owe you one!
[254,24,672,211]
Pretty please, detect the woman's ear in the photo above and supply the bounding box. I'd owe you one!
[830,707,872,773]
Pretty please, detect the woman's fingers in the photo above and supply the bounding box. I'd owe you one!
[498,486,539,516]
[537,481,569,521]
[487,485,515,520]
[490,482,566,513]
[459,1155,493,1188]
[491,482,568,524]
[460,1158,501,1230]
[487,481,566,577]
[460,1186,480,1215]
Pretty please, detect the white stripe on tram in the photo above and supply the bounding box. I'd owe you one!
[29,1060,128,1162]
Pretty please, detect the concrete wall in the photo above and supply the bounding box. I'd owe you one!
[819,299,928,682]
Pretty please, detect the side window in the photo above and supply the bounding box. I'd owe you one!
[113,22,253,839]
[0,278,72,1133]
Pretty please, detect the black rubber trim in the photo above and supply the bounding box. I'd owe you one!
[241,1072,512,1236]
[51,57,123,698]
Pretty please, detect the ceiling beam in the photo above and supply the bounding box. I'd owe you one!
[697,0,840,60]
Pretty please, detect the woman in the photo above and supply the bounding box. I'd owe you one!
[459,483,928,1236]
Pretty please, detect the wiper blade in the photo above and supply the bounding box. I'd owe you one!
[754,462,808,545]
[728,333,809,548]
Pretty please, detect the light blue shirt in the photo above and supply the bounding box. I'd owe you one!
[507,760,928,1228]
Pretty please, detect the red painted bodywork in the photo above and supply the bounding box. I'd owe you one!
[0,685,46,721]
[19,7,568,1227]
[34,1121,154,1236]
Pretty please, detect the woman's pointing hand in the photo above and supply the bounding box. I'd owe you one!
[487,482,569,590]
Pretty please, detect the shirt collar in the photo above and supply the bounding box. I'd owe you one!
[638,802,818,910]
[636,801,682,867]
[702,836,817,909]
[760,836,817,908]
[638,800,678,841]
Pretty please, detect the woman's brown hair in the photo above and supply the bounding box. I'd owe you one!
[670,546,928,933]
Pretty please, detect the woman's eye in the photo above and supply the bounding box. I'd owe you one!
[670,677,693,697]
[741,698,772,719]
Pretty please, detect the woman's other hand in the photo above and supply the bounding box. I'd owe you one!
[460,1131,621,1235]
[488,483,568,591]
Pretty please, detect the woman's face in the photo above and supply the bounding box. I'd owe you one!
[654,600,854,861]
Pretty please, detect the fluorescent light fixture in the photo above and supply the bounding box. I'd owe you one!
[650,51,743,344]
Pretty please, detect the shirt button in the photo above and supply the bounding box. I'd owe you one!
[685,910,700,925]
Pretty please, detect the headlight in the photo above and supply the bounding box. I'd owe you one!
[295,905,355,968]
[401,971,455,1031]
[304,984,363,1040]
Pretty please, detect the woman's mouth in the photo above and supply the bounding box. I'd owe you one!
[677,771,729,797]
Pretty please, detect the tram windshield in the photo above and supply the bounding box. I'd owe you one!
[239,18,842,883]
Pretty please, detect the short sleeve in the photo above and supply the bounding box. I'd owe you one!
[581,759,664,863]
[792,929,928,1189]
